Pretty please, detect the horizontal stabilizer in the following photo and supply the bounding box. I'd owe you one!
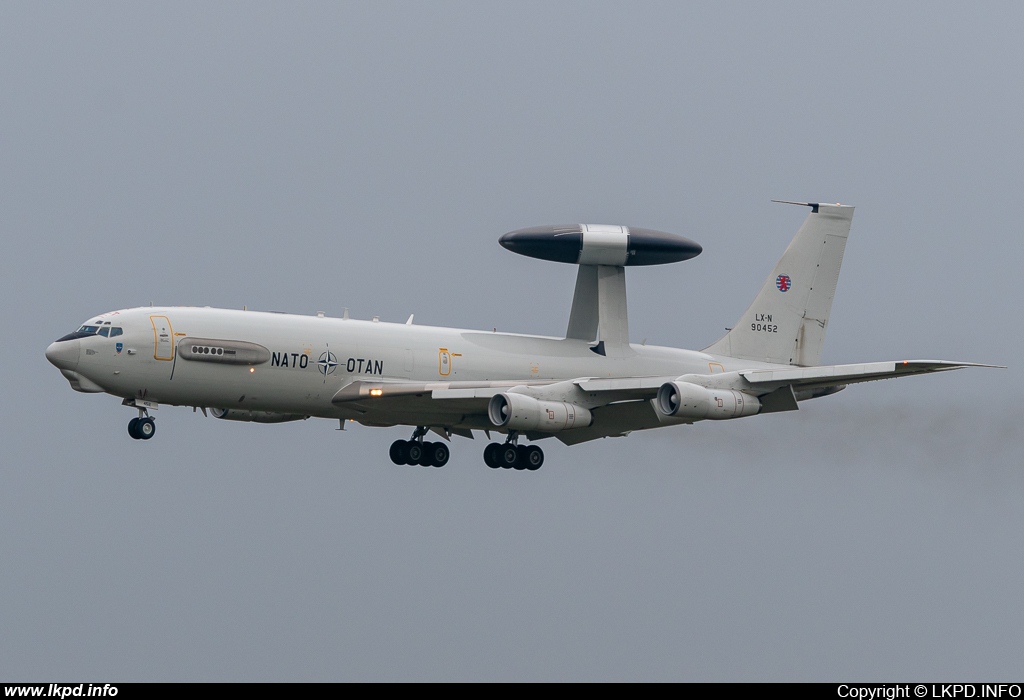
[739,359,1004,391]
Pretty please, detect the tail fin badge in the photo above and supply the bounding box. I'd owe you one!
[776,274,792,292]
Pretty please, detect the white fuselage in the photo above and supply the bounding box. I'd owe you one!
[49,306,780,429]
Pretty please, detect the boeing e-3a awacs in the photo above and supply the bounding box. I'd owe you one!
[45,202,995,470]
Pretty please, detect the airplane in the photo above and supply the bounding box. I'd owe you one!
[44,202,997,471]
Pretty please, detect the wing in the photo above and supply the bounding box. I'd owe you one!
[575,360,1001,397]
[330,379,544,433]
[569,359,1001,443]
[331,360,1001,443]
[330,376,671,444]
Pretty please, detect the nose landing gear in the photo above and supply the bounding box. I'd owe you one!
[128,415,156,440]
[124,398,158,441]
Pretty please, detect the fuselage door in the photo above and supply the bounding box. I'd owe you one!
[150,315,174,361]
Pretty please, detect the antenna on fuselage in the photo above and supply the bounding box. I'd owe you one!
[497,224,702,357]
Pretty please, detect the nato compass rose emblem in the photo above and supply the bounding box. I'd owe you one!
[776,274,792,292]
[318,348,339,382]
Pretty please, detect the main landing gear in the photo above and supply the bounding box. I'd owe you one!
[387,428,544,470]
[389,426,450,467]
[483,433,544,471]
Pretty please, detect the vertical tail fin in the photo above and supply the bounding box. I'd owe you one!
[703,202,854,366]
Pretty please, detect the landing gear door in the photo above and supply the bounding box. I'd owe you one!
[150,316,174,360]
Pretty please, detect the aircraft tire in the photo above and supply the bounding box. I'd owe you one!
[389,440,409,465]
[406,441,425,466]
[127,417,141,440]
[512,446,529,470]
[429,442,450,468]
[417,442,435,466]
[138,417,156,440]
[483,443,501,468]
[523,445,544,471]
[499,445,519,469]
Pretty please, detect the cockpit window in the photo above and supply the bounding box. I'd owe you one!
[55,324,124,342]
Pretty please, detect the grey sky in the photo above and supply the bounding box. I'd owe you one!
[1,1,1021,681]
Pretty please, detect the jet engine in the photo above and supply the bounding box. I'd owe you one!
[655,382,760,421]
[488,393,592,432]
[210,408,308,423]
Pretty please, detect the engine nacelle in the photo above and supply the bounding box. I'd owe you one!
[655,382,760,421]
[210,408,308,424]
[488,393,592,432]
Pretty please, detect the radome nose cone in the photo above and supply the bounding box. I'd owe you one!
[45,340,80,371]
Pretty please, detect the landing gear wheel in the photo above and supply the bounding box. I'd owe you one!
[523,445,544,471]
[128,417,141,440]
[513,445,529,470]
[137,417,156,440]
[406,441,425,466]
[483,443,501,468]
[417,442,436,467]
[499,444,519,470]
[427,442,450,468]
[389,440,409,465]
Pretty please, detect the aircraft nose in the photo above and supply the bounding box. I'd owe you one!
[45,339,80,371]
